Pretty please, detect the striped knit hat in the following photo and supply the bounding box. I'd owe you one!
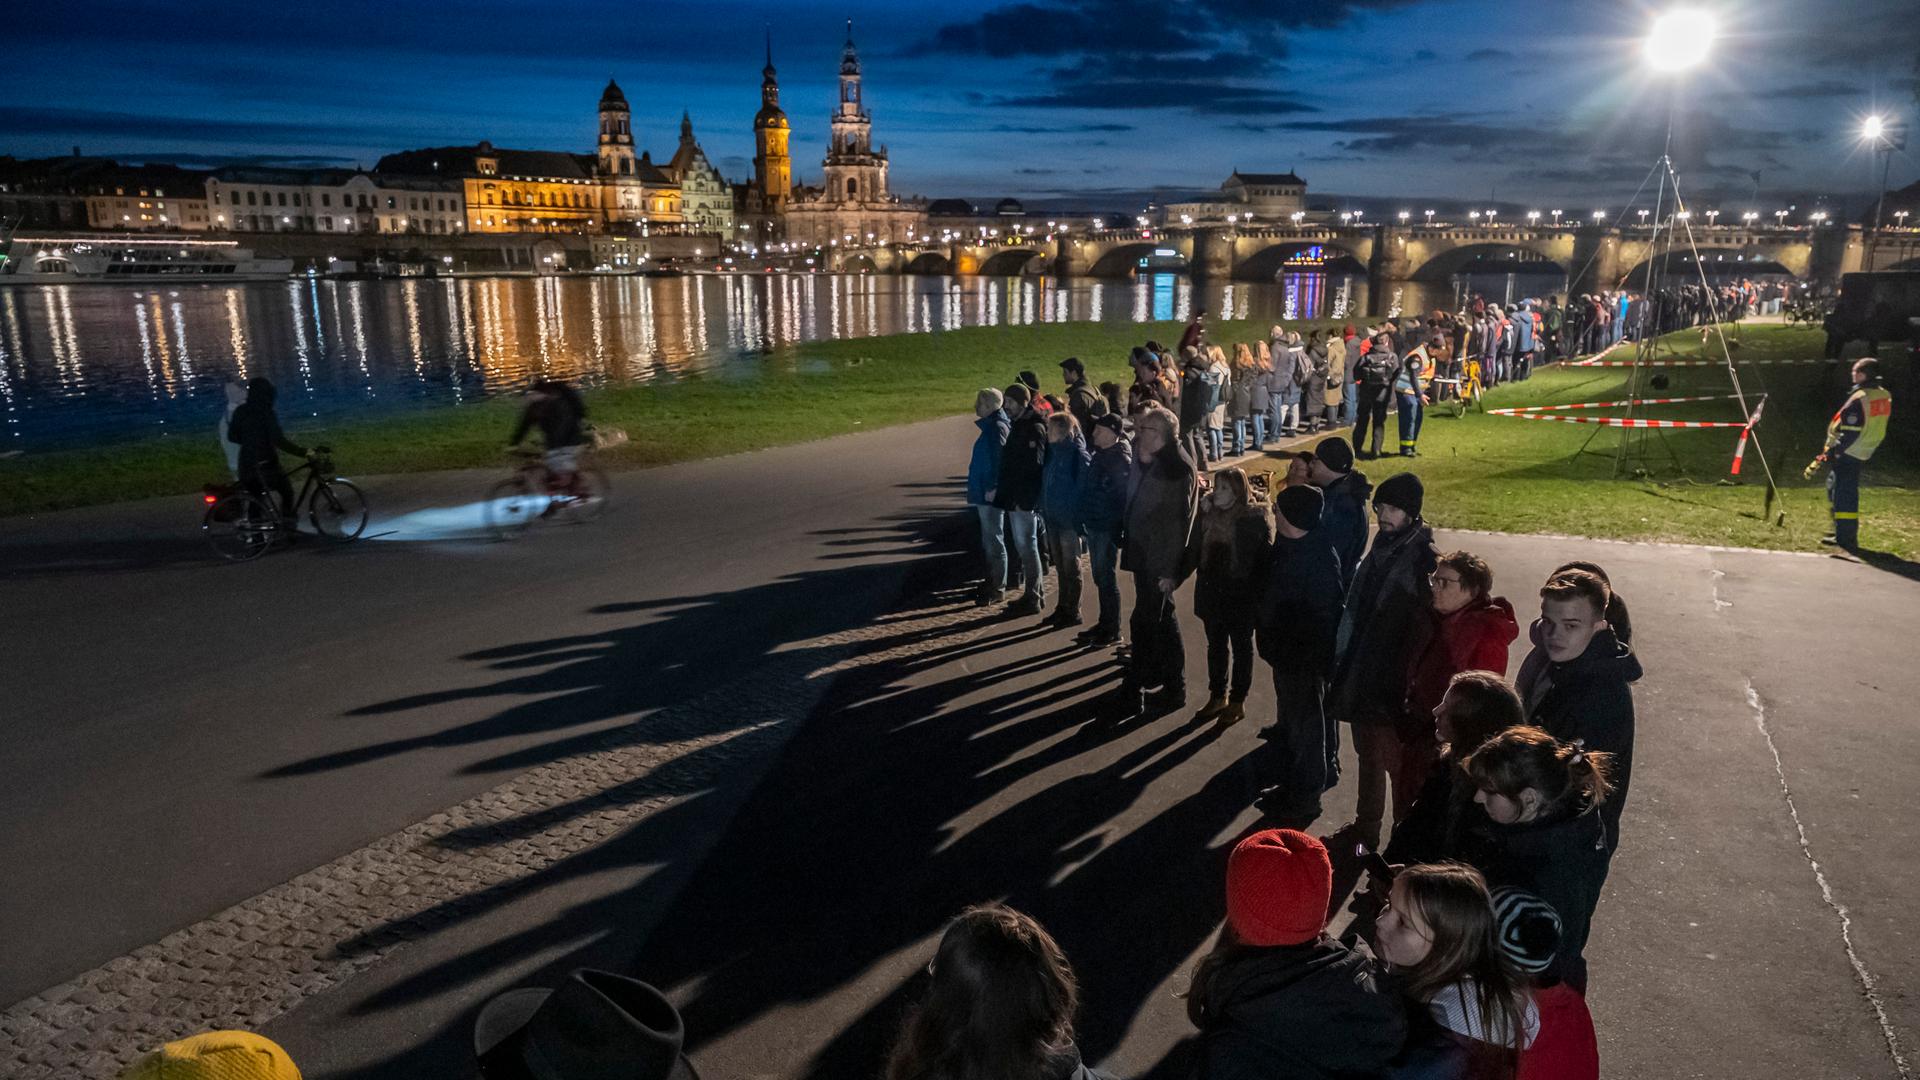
[1491,888,1562,974]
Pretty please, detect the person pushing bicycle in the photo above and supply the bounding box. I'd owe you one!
[507,379,589,504]
[226,377,311,521]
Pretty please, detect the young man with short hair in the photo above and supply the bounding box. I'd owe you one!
[1519,569,1641,850]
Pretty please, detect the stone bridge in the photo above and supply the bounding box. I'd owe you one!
[823,223,1870,314]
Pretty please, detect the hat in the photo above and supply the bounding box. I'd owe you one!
[119,1031,302,1080]
[1274,484,1324,532]
[1018,370,1041,392]
[475,969,699,1080]
[1225,829,1332,947]
[1312,436,1354,474]
[1093,412,1125,436]
[1373,472,1424,520]
[1059,356,1084,374]
[1491,889,1562,975]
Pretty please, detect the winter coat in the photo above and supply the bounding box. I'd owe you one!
[1256,530,1345,676]
[1272,342,1303,404]
[1517,983,1599,1080]
[1228,371,1254,421]
[992,410,1048,512]
[1383,755,1476,868]
[1356,348,1401,399]
[1207,362,1231,429]
[1330,521,1438,726]
[1518,629,1641,849]
[1390,979,1539,1080]
[1122,445,1199,584]
[1185,939,1407,1080]
[1040,433,1089,523]
[1180,368,1214,435]
[1066,378,1104,433]
[1190,502,1275,625]
[966,410,1011,505]
[1514,307,1536,351]
[1074,438,1132,534]
[1320,469,1374,590]
[1457,798,1613,989]
[1324,339,1348,407]
[1250,370,1273,413]
[1404,597,1521,736]
[1305,343,1330,410]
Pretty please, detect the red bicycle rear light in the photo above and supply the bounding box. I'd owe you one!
[204,494,218,504]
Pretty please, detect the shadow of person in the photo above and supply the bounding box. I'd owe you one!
[1850,546,1920,583]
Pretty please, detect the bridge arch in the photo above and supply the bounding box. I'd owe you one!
[1408,242,1567,282]
[1087,242,1186,278]
[1233,241,1367,283]
[838,253,879,274]
[977,248,1045,276]
[1615,248,1795,286]
[904,250,952,274]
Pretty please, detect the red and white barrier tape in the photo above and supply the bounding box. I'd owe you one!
[1730,397,1767,476]
[1488,414,1753,428]
[1498,393,1745,413]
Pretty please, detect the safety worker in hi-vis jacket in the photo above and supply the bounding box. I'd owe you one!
[1805,357,1892,550]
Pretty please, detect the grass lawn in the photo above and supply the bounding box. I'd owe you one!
[0,317,1331,517]
[2,316,1910,561]
[1246,324,1918,560]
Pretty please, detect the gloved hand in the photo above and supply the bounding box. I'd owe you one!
[1803,455,1826,480]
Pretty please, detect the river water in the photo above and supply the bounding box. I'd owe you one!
[0,269,1563,451]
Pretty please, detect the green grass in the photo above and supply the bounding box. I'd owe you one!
[0,318,1331,517]
[1256,324,1918,559]
[4,319,1910,559]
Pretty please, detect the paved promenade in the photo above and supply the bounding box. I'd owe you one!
[2,418,1914,1078]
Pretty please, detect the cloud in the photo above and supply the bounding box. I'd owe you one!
[1465,48,1514,62]
[1015,167,1057,174]
[1412,48,1437,61]
[0,105,379,145]
[988,123,1135,133]
[1750,79,1862,100]
[121,152,358,167]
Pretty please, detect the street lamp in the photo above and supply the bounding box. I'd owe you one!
[1897,210,1912,228]
[1774,209,1788,226]
[1424,209,1435,225]
[1705,209,1719,226]
[1398,210,1410,223]
[1637,209,1650,225]
[1591,209,1605,221]
[1290,211,1305,224]
[1469,210,1480,222]
[1527,210,1541,226]
[1485,209,1497,225]
[1810,211,1828,225]
[1862,113,1905,234]
[1742,211,1758,225]
[1341,211,1353,224]
[1180,214,1193,225]
[1551,209,1563,226]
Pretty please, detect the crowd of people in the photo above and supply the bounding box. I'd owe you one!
[952,312,1644,1077]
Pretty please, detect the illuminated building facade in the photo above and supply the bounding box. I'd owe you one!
[781,23,926,249]
[1160,171,1310,226]
[668,113,734,236]
[205,168,464,234]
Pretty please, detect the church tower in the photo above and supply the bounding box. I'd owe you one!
[821,20,888,205]
[752,32,791,213]
[597,79,635,177]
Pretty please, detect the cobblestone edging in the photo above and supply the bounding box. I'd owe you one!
[2,593,986,1079]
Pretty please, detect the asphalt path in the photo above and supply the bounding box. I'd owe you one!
[5,419,1917,1079]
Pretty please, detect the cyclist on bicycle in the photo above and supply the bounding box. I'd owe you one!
[507,379,588,504]
[226,377,310,520]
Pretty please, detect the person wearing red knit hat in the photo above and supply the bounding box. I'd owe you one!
[1183,830,1406,1078]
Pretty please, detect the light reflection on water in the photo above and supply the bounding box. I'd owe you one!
[0,270,1565,450]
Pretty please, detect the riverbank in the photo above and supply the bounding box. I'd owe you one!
[1246,325,1915,559]
[0,318,1330,516]
[4,321,1911,560]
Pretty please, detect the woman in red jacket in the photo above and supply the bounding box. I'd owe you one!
[1396,550,1520,808]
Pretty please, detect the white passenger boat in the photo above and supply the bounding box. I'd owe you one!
[0,235,295,284]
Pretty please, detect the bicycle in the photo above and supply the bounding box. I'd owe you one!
[484,447,610,539]
[201,446,369,561]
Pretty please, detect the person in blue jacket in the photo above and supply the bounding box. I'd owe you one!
[1074,412,1132,647]
[1039,411,1090,628]
[968,388,1011,607]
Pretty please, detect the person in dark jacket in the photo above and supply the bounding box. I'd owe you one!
[1461,727,1617,991]
[1074,413,1131,647]
[1186,829,1406,1080]
[1179,309,1208,354]
[1252,484,1346,827]
[1307,437,1372,590]
[1189,468,1275,727]
[1514,570,1640,852]
[968,389,1013,607]
[1328,472,1437,851]
[1513,561,1632,704]
[1127,349,1171,416]
[226,377,310,520]
[1059,356,1104,434]
[886,904,1114,1080]
[1352,334,1401,459]
[1040,412,1090,629]
[1112,404,1199,716]
[1179,349,1214,471]
[993,384,1050,617]
[1383,671,1527,869]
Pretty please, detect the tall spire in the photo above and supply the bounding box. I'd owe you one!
[840,18,861,75]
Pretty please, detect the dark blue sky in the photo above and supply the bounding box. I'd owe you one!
[5,0,1916,210]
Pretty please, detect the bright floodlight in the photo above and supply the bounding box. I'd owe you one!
[1862,115,1885,142]
[1644,9,1716,72]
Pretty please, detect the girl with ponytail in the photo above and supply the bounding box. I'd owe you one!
[1459,727,1615,992]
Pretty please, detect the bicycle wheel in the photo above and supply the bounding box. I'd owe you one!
[566,468,611,523]
[309,478,369,541]
[484,476,540,539]
[204,493,277,562]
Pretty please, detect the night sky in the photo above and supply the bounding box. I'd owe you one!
[6,0,1917,211]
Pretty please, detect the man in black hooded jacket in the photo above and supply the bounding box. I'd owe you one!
[226,377,309,519]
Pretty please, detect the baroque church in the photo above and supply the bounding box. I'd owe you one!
[739,23,927,248]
